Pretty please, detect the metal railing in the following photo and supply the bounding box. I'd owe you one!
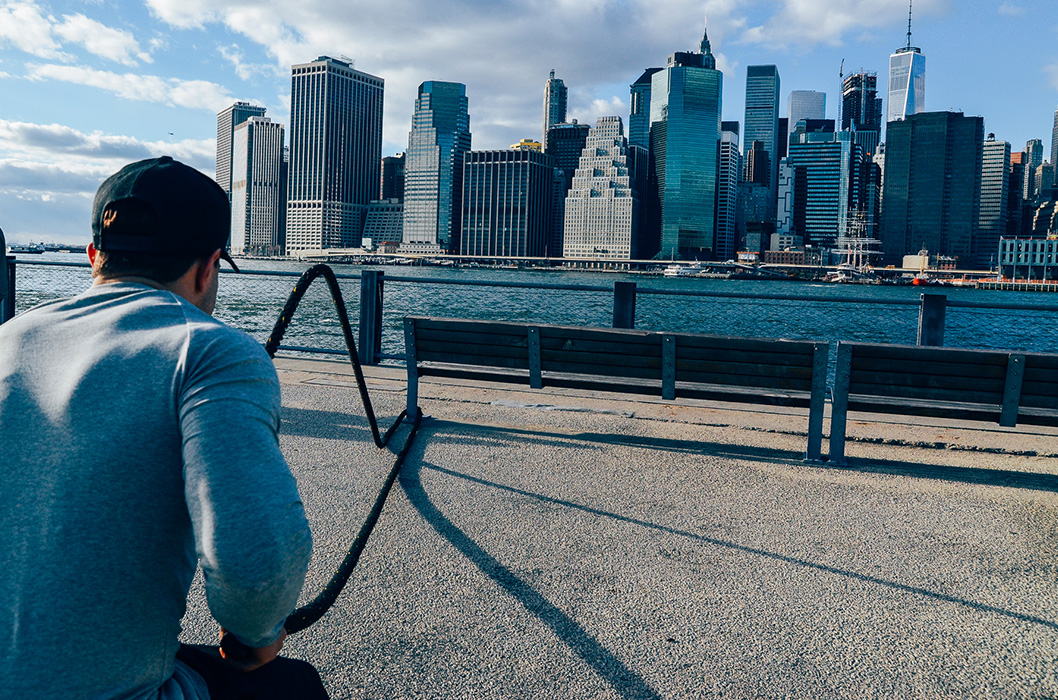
[5,256,1058,363]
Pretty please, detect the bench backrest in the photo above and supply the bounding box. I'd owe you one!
[406,316,830,461]
[405,316,824,396]
[835,341,1058,425]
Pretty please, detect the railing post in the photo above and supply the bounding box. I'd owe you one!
[917,293,946,346]
[613,281,636,329]
[358,269,384,365]
[0,256,14,325]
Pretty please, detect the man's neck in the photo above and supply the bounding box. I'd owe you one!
[92,275,167,290]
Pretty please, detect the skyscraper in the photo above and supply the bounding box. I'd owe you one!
[562,117,639,260]
[216,101,266,199]
[881,111,983,264]
[786,132,862,251]
[230,116,286,256]
[381,154,405,201]
[1024,138,1045,201]
[842,71,882,157]
[744,65,780,218]
[401,81,472,254]
[460,149,552,257]
[787,91,826,134]
[286,56,383,253]
[978,136,1011,269]
[716,123,741,262]
[887,3,925,123]
[628,68,662,151]
[545,121,591,256]
[649,25,723,259]
[542,71,567,151]
[1051,104,1058,167]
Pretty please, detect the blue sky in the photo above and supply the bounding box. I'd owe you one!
[1,0,1056,244]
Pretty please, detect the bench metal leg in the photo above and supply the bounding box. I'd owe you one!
[804,342,829,462]
[1000,353,1024,427]
[404,318,420,421]
[828,342,852,465]
[661,334,676,400]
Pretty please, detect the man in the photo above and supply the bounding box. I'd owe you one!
[0,157,324,698]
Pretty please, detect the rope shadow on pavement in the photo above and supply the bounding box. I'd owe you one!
[397,456,664,700]
[422,462,1058,634]
[280,406,390,442]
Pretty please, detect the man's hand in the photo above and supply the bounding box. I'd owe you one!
[218,627,287,672]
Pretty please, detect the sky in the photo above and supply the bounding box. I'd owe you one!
[1,0,1056,245]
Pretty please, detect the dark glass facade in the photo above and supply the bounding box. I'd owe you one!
[629,68,661,152]
[743,65,780,199]
[545,122,591,256]
[649,53,723,259]
[460,150,553,257]
[881,111,983,265]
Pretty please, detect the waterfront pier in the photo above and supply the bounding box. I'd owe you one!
[179,357,1058,699]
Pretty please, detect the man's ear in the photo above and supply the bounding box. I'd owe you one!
[86,242,98,265]
[194,250,222,294]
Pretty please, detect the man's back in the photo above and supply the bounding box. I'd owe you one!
[0,282,312,698]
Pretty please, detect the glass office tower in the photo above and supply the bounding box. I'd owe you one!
[881,112,983,265]
[787,91,825,135]
[401,81,472,253]
[648,26,723,259]
[542,71,567,151]
[743,65,780,200]
[887,49,925,122]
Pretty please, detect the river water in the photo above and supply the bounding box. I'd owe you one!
[11,252,1058,358]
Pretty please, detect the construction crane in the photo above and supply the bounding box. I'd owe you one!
[838,58,844,129]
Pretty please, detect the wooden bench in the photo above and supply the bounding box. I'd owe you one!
[403,316,830,461]
[829,341,1058,465]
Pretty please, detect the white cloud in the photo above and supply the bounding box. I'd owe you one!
[54,13,152,65]
[143,0,220,29]
[735,0,944,49]
[0,119,213,166]
[219,44,284,80]
[26,63,235,112]
[569,97,629,127]
[0,1,69,59]
[0,119,216,242]
[997,4,1025,17]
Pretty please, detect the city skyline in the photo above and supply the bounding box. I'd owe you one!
[1,0,1056,244]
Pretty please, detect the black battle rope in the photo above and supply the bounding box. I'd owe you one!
[262,263,423,634]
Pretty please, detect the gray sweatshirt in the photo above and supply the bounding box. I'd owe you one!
[0,282,312,699]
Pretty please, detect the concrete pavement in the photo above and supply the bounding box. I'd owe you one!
[180,356,1058,699]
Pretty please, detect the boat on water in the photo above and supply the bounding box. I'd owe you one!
[663,262,707,277]
[7,243,45,254]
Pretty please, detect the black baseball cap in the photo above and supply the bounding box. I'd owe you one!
[92,156,239,271]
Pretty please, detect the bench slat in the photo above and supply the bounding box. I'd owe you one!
[538,335,662,355]
[849,356,1008,380]
[848,381,1003,405]
[845,343,1010,366]
[670,334,817,356]
[849,369,1005,395]
[416,339,530,363]
[414,327,528,348]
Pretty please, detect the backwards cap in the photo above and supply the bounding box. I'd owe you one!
[92,156,238,271]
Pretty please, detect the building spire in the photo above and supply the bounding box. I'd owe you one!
[906,0,913,50]
[700,17,716,69]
